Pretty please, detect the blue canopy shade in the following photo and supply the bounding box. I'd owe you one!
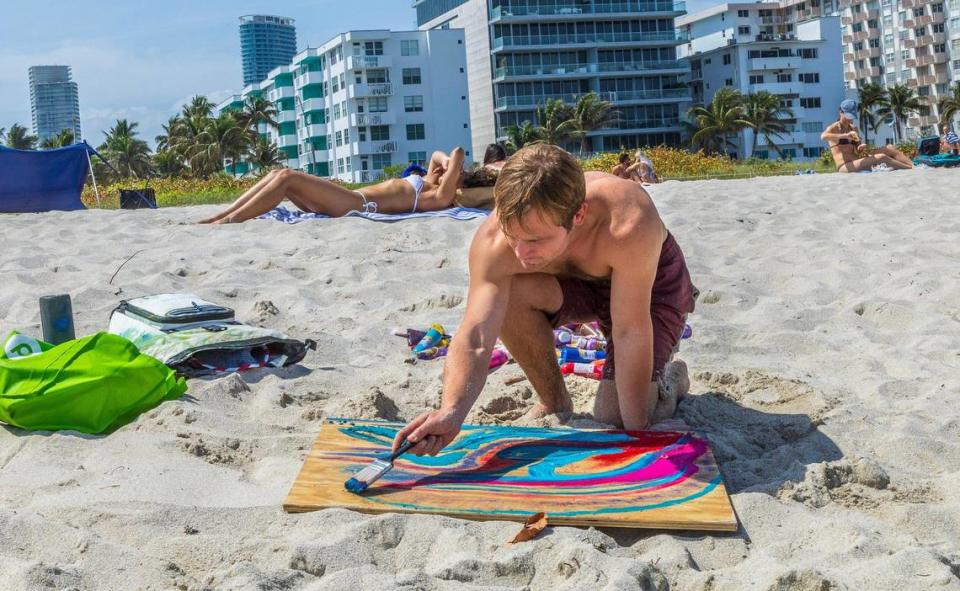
[0,142,104,213]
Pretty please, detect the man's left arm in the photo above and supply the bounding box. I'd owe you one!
[609,225,662,430]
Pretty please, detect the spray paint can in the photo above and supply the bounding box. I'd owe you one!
[39,294,75,345]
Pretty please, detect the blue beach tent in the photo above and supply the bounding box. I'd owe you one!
[0,141,107,213]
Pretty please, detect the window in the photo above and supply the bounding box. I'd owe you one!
[408,151,427,166]
[749,74,765,84]
[800,73,820,83]
[333,103,341,119]
[738,25,751,35]
[402,68,422,84]
[800,97,822,108]
[404,95,424,112]
[725,78,733,86]
[358,126,367,141]
[335,131,343,146]
[372,154,391,169]
[345,158,352,173]
[370,125,390,141]
[342,129,349,144]
[367,69,389,84]
[332,76,339,93]
[401,39,420,56]
[799,48,818,58]
[884,33,895,45]
[803,147,822,158]
[777,73,793,82]
[802,122,823,133]
[337,158,344,175]
[737,9,749,16]
[933,23,945,33]
[369,97,388,112]
[723,53,732,65]
[886,52,896,64]
[901,49,911,60]
[406,124,425,140]
[954,59,960,71]
[364,41,383,56]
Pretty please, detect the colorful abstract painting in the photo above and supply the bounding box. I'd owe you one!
[284,418,737,531]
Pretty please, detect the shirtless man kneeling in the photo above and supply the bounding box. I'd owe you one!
[394,144,698,456]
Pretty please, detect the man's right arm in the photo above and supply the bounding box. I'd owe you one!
[392,224,512,455]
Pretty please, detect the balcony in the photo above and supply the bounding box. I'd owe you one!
[346,55,392,70]
[299,124,327,139]
[933,52,949,64]
[300,97,326,113]
[914,34,934,47]
[495,93,580,109]
[269,86,295,100]
[355,140,398,154]
[916,53,936,66]
[596,60,686,73]
[277,110,297,123]
[760,15,784,24]
[601,118,682,131]
[842,30,870,43]
[277,134,298,148]
[849,9,879,24]
[489,1,686,21]
[351,111,396,126]
[855,47,881,60]
[491,30,688,50]
[932,32,946,43]
[795,7,822,19]
[295,71,325,87]
[907,78,919,88]
[857,66,882,77]
[906,58,918,68]
[843,52,855,61]
[903,19,916,29]
[494,62,595,80]
[908,114,939,127]
[349,83,393,98]
[844,71,857,81]
[751,82,802,95]
[358,170,385,183]
[749,56,801,70]
[598,88,690,102]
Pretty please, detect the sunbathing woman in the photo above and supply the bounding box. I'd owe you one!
[822,100,913,173]
[199,147,494,224]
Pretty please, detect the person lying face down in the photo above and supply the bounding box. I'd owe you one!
[393,144,698,457]
[821,100,913,173]
[198,146,496,224]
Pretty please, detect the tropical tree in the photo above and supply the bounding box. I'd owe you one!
[99,119,153,179]
[5,123,38,150]
[686,88,750,156]
[40,129,75,149]
[248,135,282,171]
[876,84,922,143]
[182,95,214,120]
[535,99,577,146]
[567,92,617,155]
[741,91,792,158]
[503,120,544,151]
[856,82,889,145]
[189,112,249,177]
[237,96,279,134]
[938,81,960,130]
[153,149,186,178]
[155,116,182,152]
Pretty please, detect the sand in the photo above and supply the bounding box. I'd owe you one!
[1,169,959,590]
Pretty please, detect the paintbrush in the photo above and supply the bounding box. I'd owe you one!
[344,439,415,494]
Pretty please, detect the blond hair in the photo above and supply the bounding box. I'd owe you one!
[494,144,585,230]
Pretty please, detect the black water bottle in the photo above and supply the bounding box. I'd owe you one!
[39,294,75,345]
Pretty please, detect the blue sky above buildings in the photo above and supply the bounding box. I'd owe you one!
[0,0,722,148]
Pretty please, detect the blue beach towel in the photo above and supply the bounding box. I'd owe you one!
[259,206,490,224]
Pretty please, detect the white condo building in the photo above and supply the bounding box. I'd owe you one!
[217,29,471,182]
[678,3,847,159]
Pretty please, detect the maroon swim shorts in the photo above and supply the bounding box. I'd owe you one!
[548,232,697,382]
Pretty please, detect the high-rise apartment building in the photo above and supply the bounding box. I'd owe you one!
[28,65,82,144]
[835,0,960,137]
[218,29,471,182]
[678,3,846,159]
[240,15,298,86]
[415,0,692,155]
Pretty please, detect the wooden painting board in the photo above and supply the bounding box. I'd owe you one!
[283,418,737,532]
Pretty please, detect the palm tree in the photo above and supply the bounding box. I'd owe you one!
[856,82,889,145]
[535,99,577,146]
[100,119,153,179]
[503,120,544,151]
[237,96,279,133]
[876,84,922,143]
[183,95,215,120]
[190,113,249,177]
[938,81,960,130]
[40,129,75,149]
[6,123,38,150]
[248,135,282,172]
[742,91,792,158]
[567,92,617,155]
[686,88,750,156]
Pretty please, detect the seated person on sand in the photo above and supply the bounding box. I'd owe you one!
[391,144,698,456]
[611,151,659,184]
[199,147,498,224]
[821,100,913,172]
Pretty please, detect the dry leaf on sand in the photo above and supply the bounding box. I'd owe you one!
[507,512,548,545]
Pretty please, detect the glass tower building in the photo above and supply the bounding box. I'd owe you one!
[240,15,298,86]
[29,65,82,143]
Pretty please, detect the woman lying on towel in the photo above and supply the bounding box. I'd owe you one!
[199,146,499,224]
[822,100,913,173]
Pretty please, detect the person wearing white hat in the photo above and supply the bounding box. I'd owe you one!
[821,99,913,172]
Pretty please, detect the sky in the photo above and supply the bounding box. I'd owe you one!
[0,0,720,149]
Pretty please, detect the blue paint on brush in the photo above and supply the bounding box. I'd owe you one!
[344,439,415,494]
